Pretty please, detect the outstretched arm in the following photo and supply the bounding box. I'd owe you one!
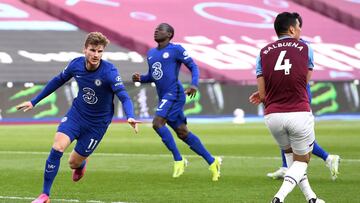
[16,101,33,112]
[16,73,69,112]
[31,74,68,106]
[115,90,141,133]
[111,67,140,133]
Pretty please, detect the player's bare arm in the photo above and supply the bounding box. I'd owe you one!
[256,76,266,103]
[306,70,313,84]
[16,101,34,112]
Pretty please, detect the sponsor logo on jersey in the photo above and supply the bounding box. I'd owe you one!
[95,79,102,86]
[61,117,68,123]
[152,62,163,80]
[114,76,123,86]
[162,52,169,59]
[183,51,190,59]
[83,87,98,104]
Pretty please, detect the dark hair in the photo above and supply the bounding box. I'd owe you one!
[159,23,175,40]
[274,12,302,37]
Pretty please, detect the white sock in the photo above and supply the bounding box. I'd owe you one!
[284,153,294,167]
[299,174,317,201]
[284,154,316,201]
[275,161,308,202]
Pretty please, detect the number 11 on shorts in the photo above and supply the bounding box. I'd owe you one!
[87,139,98,151]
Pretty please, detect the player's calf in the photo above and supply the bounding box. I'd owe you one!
[72,159,88,182]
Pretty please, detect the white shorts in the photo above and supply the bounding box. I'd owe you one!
[264,111,315,155]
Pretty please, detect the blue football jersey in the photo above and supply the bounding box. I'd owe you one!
[307,83,312,104]
[140,43,199,99]
[31,57,134,126]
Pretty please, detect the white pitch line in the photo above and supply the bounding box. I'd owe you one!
[0,151,359,162]
[0,195,129,203]
[0,195,78,202]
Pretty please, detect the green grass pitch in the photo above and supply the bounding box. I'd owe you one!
[0,121,359,202]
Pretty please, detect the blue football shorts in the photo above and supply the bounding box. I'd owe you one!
[57,112,108,157]
[155,93,187,130]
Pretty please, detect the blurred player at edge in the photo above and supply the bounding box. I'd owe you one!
[266,83,340,181]
[249,12,325,203]
[132,23,221,181]
[16,32,140,203]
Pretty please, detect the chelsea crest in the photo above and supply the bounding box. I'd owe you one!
[95,79,102,86]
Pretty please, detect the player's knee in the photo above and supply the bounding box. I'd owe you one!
[176,129,188,140]
[176,133,187,140]
[303,153,311,163]
[52,143,66,152]
[293,152,311,163]
[52,132,71,152]
[68,159,82,169]
[152,116,166,130]
[152,120,163,130]
[152,123,160,130]
[283,147,292,153]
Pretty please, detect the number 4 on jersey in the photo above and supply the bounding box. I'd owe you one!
[274,50,292,75]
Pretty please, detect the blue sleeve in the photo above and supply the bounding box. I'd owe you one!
[177,45,199,87]
[140,67,153,83]
[306,43,313,104]
[300,39,314,70]
[308,44,314,70]
[108,67,135,119]
[307,83,312,104]
[140,50,154,83]
[255,54,263,77]
[115,91,135,119]
[31,63,73,106]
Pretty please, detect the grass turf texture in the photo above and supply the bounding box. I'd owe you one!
[0,121,359,202]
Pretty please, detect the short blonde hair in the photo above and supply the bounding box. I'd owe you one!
[84,32,110,48]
